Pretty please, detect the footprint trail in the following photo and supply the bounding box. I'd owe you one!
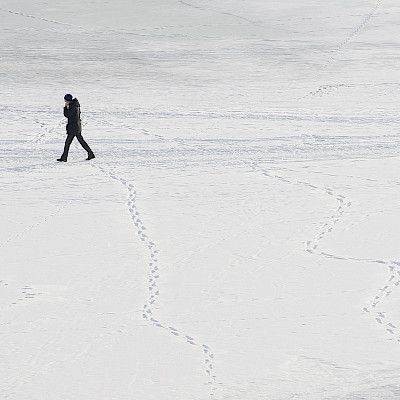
[92,163,218,397]
[251,163,400,344]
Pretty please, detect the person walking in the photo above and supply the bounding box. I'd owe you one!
[57,94,95,162]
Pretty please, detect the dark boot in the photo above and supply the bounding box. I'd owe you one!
[86,153,95,160]
[57,158,67,162]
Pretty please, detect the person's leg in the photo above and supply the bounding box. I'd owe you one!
[59,134,74,161]
[76,134,94,157]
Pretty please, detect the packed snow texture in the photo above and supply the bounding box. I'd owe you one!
[1,0,400,399]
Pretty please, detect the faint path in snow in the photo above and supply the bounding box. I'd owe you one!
[0,112,85,396]
[30,118,64,144]
[263,0,397,342]
[0,5,212,38]
[0,7,73,27]
[0,114,104,396]
[325,0,383,67]
[0,112,71,314]
[178,0,260,25]
[89,162,219,398]
[0,109,67,250]
[0,202,70,254]
[300,0,384,99]
[85,106,400,125]
[250,163,400,345]
[304,82,400,99]
[84,114,166,141]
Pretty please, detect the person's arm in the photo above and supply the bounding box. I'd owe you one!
[64,106,69,118]
[69,104,79,124]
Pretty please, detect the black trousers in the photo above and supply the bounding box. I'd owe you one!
[61,133,94,160]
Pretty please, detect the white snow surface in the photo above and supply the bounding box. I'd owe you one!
[2,0,400,399]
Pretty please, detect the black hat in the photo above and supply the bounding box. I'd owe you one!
[64,94,73,101]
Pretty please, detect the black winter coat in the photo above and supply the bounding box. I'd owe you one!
[64,98,82,135]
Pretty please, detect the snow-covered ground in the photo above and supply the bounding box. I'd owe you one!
[2,0,400,398]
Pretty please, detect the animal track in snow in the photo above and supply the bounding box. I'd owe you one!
[9,285,41,307]
[251,163,351,257]
[251,164,400,344]
[302,84,347,99]
[325,0,383,67]
[362,263,400,342]
[299,0,383,100]
[0,7,74,27]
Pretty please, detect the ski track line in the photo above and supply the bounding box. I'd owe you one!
[0,7,73,27]
[0,6,199,38]
[0,201,71,253]
[250,163,400,344]
[279,165,380,184]
[84,115,166,141]
[90,162,219,397]
[178,0,260,26]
